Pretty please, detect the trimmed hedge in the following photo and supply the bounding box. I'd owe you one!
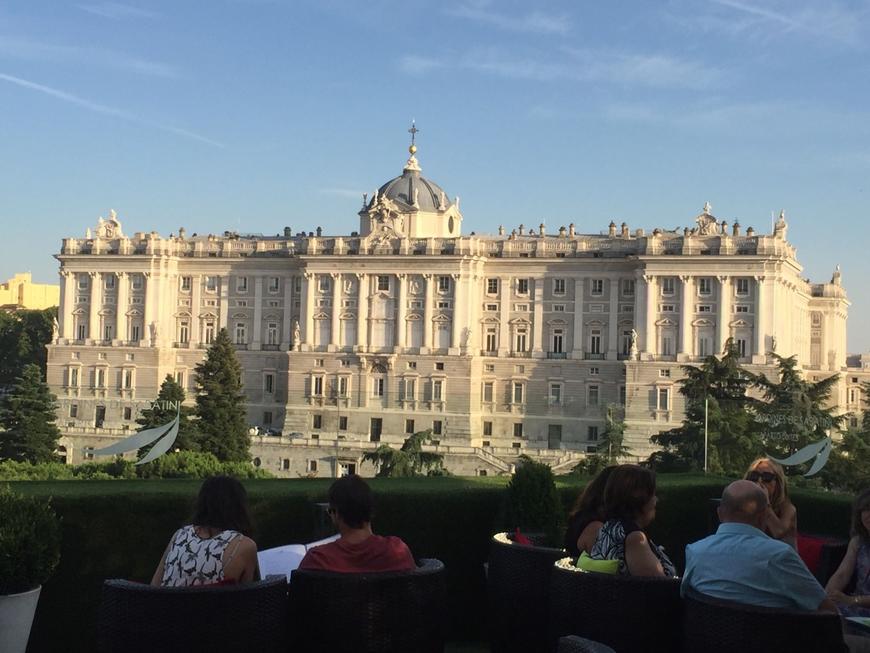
[13,475,852,653]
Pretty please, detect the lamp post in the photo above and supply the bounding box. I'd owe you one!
[704,396,709,474]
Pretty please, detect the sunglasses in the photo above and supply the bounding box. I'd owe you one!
[747,471,777,483]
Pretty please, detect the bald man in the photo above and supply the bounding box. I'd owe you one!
[682,480,836,613]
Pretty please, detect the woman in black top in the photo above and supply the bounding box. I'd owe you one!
[564,466,616,557]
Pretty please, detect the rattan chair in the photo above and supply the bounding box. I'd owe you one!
[288,558,447,653]
[548,559,682,653]
[487,532,566,653]
[97,577,288,653]
[681,587,848,653]
[556,636,616,653]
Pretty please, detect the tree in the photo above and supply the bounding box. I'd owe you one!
[753,353,844,457]
[0,364,61,463]
[598,406,632,464]
[820,381,870,492]
[362,429,445,477]
[136,375,201,455]
[651,339,761,475]
[193,329,250,462]
[0,308,56,385]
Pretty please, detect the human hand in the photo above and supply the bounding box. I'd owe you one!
[827,590,850,604]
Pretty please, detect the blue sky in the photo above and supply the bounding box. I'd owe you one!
[1,0,869,351]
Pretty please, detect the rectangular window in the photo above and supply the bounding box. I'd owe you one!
[308,459,318,472]
[483,381,494,402]
[373,378,385,397]
[589,329,601,354]
[178,321,189,344]
[517,278,529,295]
[590,367,599,375]
[485,303,499,311]
[551,329,564,354]
[549,383,562,405]
[588,426,599,441]
[377,275,390,291]
[661,304,675,312]
[698,278,712,295]
[736,278,750,296]
[435,362,445,370]
[96,368,106,388]
[590,279,604,296]
[513,422,524,438]
[181,276,192,291]
[438,276,450,292]
[432,380,443,401]
[698,305,712,313]
[104,275,115,290]
[486,278,499,295]
[313,414,322,429]
[104,324,114,341]
[264,373,274,394]
[588,385,599,406]
[405,419,415,434]
[619,385,627,405]
[293,277,302,293]
[205,276,217,292]
[698,336,711,357]
[234,322,247,344]
[339,416,348,431]
[735,305,750,313]
[78,274,89,290]
[263,411,273,425]
[485,364,495,373]
[662,335,674,356]
[236,276,248,292]
[736,338,748,357]
[338,376,348,397]
[268,277,280,292]
[553,304,565,312]
[204,322,215,344]
[657,388,670,411]
[515,328,528,352]
[175,371,185,387]
[69,367,79,387]
[553,278,566,295]
[70,404,78,418]
[622,279,635,296]
[513,382,524,404]
[404,378,416,400]
[313,376,324,396]
[131,275,143,291]
[432,420,443,435]
[318,276,330,292]
[130,324,141,342]
[485,329,497,352]
[123,369,133,389]
[483,421,493,436]
[267,323,279,345]
[282,458,291,471]
[661,278,675,296]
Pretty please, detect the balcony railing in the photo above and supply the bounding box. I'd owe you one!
[584,352,605,360]
[547,352,567,359]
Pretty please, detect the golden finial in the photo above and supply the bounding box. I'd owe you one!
[408,120,419,154]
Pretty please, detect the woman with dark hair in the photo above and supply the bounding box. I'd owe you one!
[564,466,616,557]
[825,488,870,616]
[151,476,259,587]
[588,464,677,577]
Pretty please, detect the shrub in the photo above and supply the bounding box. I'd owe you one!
[506,455,562,545]
[0,485,61,594]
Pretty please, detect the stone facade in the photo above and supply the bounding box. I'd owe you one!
[0,272,59,310]
[46,144,862,477]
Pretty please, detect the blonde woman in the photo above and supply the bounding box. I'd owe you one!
[744,457,797,550]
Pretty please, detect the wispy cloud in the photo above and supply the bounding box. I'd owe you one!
[447,1,570,35]
[77,3,158,19]
[0,36,177,78]
[400,46,723,89]
[0,72,223,147]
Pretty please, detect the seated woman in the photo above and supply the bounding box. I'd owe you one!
[564,466,615,558]
[825,488,870,617]
[151,475,259,587]
[588,464,677,577]
[745,457,797,550]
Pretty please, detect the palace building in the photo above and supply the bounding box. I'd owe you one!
[46,134,862,476]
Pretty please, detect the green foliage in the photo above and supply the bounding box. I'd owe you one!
[596,406,631,464]
[0,485,61,594]
[194,329,250,462]
[0,363,62,463]
[651,340,762,475]
[754,354,844,456]
[362,430,445,477]
[820,380,870,492]
[505,455,561,544]
[0,308,56,385]
[136,375,200,455]
[136,451,272,479]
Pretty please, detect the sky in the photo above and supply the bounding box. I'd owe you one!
[1,0,869,351]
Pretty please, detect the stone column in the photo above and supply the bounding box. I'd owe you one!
[189,274,201,348]
[450,273,462,353]
[330,273,341,350]
[423,274,434,353]
[144,271,156,345]
[498,276,510,356]
[281,275,293,349]
[218,276,229,331]
[304,272,315,349]
[753,275,766,363]
[607,277,619,360]
[572,277,584,359]
[89,272,100,341]
[395,273,407,350]
[61,271,74,340]
[356,273,368,352]
[644,275,657,358]
[251,276,263,350]
[532,277,544,357]
[679,275,694,360]
[116,272,128,344]
[717,275,730,354]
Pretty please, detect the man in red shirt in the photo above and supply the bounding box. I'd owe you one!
[299,474,416,573]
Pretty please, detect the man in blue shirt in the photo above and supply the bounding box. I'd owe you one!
[683,480,836,613]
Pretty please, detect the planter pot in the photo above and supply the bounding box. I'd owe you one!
[0,585,41,653]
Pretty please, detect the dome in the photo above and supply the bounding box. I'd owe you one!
[376,157,451,212]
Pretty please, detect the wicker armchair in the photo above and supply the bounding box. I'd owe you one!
[681,587,848,653]
[97,577,288,653]
[487,532,566,653]
[288,558,447,653]
[548,559,682,653]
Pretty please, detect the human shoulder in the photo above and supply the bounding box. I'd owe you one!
[625,529,648,546]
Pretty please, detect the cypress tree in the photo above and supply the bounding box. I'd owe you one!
[193,329,250,462]
[136,375,200,454]
[0,363,62,463]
